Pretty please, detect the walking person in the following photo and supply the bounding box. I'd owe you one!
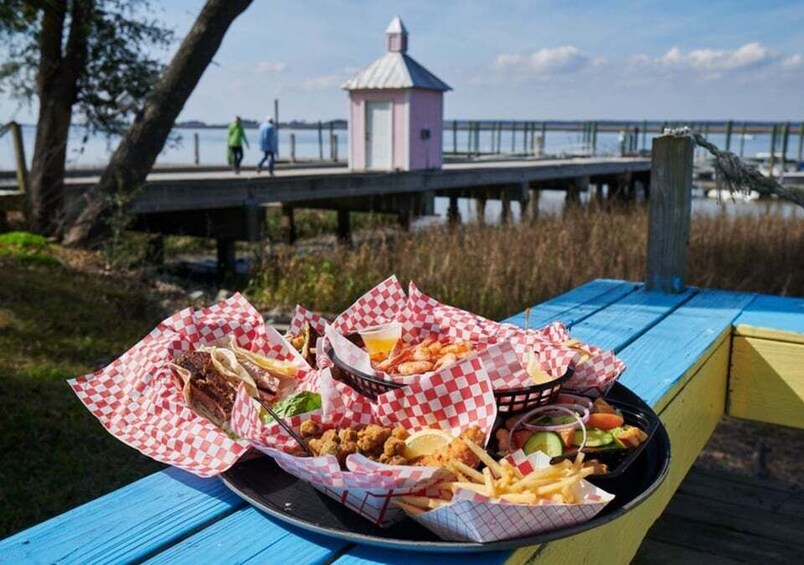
[257,117,278,175]
[227,116,248,174]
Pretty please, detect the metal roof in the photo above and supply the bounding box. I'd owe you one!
[342,52,451,91]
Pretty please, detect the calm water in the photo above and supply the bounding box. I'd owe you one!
[2,125,799,170]
[3,124,799,220]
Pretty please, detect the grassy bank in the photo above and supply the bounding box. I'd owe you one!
[249,205,803,318]
[0,237,165,538]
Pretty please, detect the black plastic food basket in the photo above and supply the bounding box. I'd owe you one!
[328,347,574,414]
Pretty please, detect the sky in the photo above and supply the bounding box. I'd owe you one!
[2,0,803,123]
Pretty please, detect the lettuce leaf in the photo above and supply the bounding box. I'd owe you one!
[261,391,321,423]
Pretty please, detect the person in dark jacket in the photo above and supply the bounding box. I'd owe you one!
[257,117,278,175]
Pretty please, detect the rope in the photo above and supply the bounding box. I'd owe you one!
[663,126,804,207]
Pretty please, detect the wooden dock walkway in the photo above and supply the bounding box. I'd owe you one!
[32,156,648,214]
[634,466,803,564]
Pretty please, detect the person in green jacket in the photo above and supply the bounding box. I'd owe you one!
[227,116,249,173]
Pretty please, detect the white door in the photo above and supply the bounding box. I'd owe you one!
[365,101,393,170]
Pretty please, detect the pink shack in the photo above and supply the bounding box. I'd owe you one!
[343,17,450,171]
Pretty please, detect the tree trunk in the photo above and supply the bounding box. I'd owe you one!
[64,0,254,245]
[28,0,91,236]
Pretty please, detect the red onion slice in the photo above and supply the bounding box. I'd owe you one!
[508,405,588,455]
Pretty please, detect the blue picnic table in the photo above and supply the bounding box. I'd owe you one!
[2,279,801,564]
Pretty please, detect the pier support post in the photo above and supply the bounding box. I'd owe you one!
[217,238,236,280]
[526,188,540,222]
[594,184,605,205]
[447,196,461,225]
[193,133,200,165]
[475,197,486,224]
[565,177,583,208]
[290,133,296,163]
[337,209,351,244]
[279,204,296,244]
[145,235,165,266]
[500,192,511,224]
[645,135,693,293]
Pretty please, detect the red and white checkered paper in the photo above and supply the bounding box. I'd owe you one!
[326,278,625,394]
[68,293,318,477]
[405,451,614,543]
[236,356,498,527]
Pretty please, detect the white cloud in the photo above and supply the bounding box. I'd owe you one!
[636,42,776,73]
[255,61,287,73]
[492,46,592,76]
[302,73,347,90]
[782,54,802,69]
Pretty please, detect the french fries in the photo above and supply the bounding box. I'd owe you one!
[393,441,595,516]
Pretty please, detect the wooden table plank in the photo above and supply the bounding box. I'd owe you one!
[733,294,804,344]
[143,507,349,565]
[502,278,639,329]
[566,287,697,351]
[617,290,755,410]
[0,467,244,564]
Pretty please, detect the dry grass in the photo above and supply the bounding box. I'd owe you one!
[249,204,803,319]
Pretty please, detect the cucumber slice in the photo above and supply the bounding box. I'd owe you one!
[573,429,613,447]
[523,431,564,457]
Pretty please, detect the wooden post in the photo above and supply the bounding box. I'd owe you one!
[145,235,165,266]
[739,122,747,158]
[511,121,516,154]
[725,120,733,152]
[447,195,461,225]
[318,121,323,160]
[452,120,457,154]
[500,191,511,224]
[466,122,472,154]
[474,122,480,156]
[526,187,540,221]
[565,177,583,208]
[768,124,777,179]
[217,238,236,280]
[9,122,29,196]
[641,120,647,151]
[540,122,547,156]
[290,133,296,163]
[280,204,296,244]
[780,122,790,173]
[645,135,693,293]
[592,121,598,156]
[496,121,502,154]
[332,134,338,162]
[273,98,280,158]
[475,197,486,224]
[337,209,351,244]
[798,122,804,166]
[522,122,528,153]
[193,132,200,164]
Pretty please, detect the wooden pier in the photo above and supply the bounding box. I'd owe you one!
[2,156,650,273]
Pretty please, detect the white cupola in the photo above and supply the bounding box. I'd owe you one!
[385,15,408,53]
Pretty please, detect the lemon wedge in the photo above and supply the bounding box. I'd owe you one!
[404,429,453,459]
[526,352,555,385]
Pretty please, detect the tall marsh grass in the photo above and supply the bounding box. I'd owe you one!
[248,205,803,320]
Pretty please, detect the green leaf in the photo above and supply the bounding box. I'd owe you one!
[261,391,321,424]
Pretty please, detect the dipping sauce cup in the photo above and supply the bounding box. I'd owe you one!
[358,322,402,356]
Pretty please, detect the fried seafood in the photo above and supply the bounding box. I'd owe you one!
[299,419,485,471]
[410,426,485,468]
[372,337,475,376]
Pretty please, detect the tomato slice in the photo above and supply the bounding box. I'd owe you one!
[587,412,625,431]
